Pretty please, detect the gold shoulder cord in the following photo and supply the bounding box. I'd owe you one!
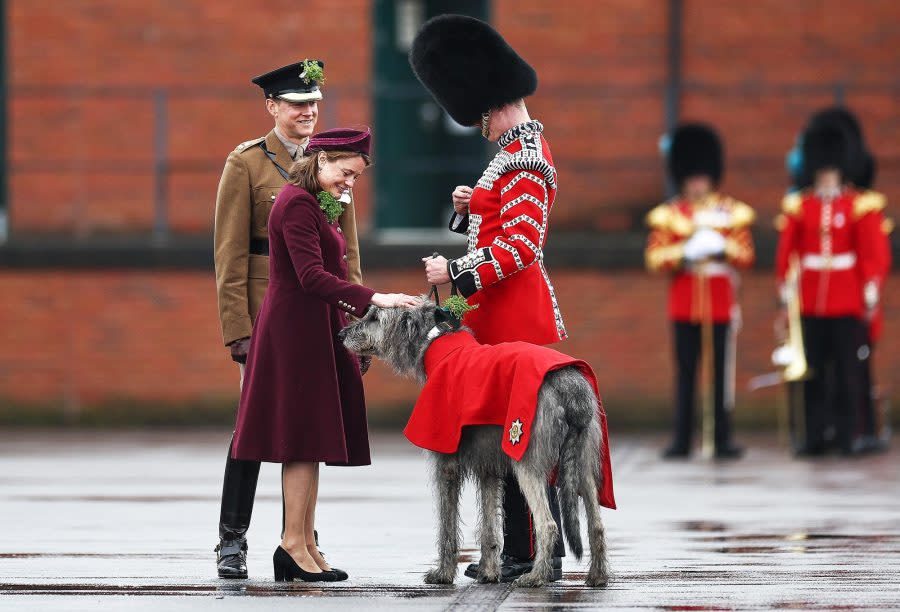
[853,190,887,219]
[781,192,803,217]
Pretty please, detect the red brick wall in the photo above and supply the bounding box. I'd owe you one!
[1,268,897,427]
[8,0,374,235]
[4,2,900,425]
[9,1,900,235]
[678,0,900,217]
[496,0,669,230]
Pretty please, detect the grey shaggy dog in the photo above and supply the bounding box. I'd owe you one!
[339,300,610,588]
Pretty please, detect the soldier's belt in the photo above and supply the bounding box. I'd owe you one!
[685,261,734,277]
[801,252,856,271]
[249,238,269,256]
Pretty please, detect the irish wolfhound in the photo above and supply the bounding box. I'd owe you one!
[339,301,610,587]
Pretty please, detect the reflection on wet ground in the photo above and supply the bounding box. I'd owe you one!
[0,430,898,610]
[1,582,452,598]
[704,532,900,556]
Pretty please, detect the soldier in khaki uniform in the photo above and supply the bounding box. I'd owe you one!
[213,59,362,579]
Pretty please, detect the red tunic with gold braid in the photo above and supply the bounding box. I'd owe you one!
[775,189,886,318]
[448,120,565,346]
[645,194,756,323]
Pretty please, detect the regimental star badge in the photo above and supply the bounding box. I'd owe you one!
[509,419,524,445]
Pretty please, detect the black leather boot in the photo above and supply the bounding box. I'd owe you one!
[216,538,248,579]
[465,477,564,582]
[662,444,691,459]
[465,553,563,582]
[714,444,745,460]
[216,436,261,579]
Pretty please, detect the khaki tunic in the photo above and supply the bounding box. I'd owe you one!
[214,129,362,346]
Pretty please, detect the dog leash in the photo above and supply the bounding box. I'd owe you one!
[429,252,459,305]
[429,282,460,305]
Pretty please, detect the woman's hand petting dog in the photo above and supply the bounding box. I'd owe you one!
[370,293,422,309]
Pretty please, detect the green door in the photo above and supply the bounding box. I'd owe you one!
[373,0,490,230]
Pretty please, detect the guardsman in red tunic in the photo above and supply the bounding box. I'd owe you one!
[411,14,567,582]
[441,120,564,346]
[645,124,754,460]
[781,107,893,454]
[775,120,887,456]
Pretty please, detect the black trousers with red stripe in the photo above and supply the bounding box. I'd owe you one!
[500,474,566,560]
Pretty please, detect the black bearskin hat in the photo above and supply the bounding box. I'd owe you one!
[667,123,724,187]
[805,106,868,186]
[808,107,863,142]
[857,151,876,190]
[801,121,856,180]
[409,14,538,127]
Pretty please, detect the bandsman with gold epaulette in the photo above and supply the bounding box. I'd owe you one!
[646,123,754,460]
[775,117,887,457]
[212,60,362,579]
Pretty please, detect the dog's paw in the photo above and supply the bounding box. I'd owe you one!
[585,569,610,588]
[513,572,546,588]
[424,567,455,585]
[476,568,500,584]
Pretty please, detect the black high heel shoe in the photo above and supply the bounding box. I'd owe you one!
[273,546,335,582]
[307,541,349,581]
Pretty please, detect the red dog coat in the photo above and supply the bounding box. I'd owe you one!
[404,331,616,509]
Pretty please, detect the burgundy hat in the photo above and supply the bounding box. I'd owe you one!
[306,128,371,157]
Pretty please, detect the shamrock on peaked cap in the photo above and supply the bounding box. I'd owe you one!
[251,59,325,102]
[409,14,537,127]
[667,123,724,188]
[306,127,372,157]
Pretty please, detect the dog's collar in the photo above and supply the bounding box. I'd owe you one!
[426,322,457,341]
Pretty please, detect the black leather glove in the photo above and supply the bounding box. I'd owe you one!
[229,337,251,364]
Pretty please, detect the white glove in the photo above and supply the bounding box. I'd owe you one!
[863,281,879,310]
[683,228,726,262]
[772,345,797,367]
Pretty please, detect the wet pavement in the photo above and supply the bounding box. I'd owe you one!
[0,429,898,610]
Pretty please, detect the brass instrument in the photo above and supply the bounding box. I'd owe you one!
[776,255,809,382]
[748,255,810,391]
[748,255,810,446]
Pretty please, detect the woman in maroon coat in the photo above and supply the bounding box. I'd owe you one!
[232,127,419,582]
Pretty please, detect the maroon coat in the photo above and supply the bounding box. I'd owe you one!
[232,184,375,464]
